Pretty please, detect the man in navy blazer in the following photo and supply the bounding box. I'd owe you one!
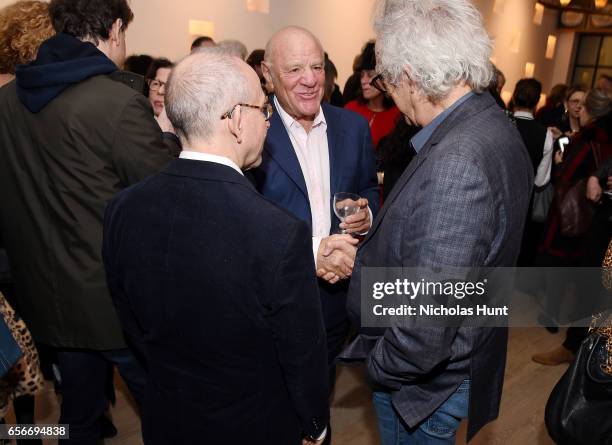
[252,27,379,399]
[103,52,329,444]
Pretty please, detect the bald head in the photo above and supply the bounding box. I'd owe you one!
[166,52,254,144]
[264,26,324,65]
[262,26,326,130]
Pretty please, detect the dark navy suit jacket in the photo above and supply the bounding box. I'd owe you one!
[103,159,329,444]
[251,99,379,329]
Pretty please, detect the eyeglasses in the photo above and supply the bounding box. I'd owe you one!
[370,74,387,94]
[148,79,167,92]
[221,102,274,121]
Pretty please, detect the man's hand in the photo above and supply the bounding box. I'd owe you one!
[586,175,604,203]
[554,150,563,165]
[316,234,359,284]
[155,106,175,133]
[339,198,370,234]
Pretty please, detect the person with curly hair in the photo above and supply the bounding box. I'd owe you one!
[0,0,179,441]
[0,0,54,87]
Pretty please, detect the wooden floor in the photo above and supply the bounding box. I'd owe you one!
[15,327,568,444]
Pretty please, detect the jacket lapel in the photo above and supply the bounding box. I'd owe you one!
[264,98,309,199]
[361,142,432,247]
[323,103,343,196]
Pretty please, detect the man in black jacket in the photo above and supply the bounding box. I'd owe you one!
[103,51,329,445]
[0,0,176,442]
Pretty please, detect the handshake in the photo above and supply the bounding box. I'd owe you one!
[316,199,370,284]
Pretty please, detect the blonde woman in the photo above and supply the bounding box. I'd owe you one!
[0,1,54,87]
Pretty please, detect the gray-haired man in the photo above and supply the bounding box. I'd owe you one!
[103,51,329,444]
[341,0,533,444]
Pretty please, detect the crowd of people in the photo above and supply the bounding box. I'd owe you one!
[0,0,610,444]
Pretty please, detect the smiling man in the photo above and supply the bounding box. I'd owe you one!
[250,25,379,444]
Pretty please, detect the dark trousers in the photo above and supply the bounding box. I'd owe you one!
[322,319,350,445]
[57,348,146,445]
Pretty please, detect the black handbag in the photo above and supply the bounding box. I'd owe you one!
[545,331,612,445]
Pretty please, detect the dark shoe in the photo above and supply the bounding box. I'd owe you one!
[532,345,574,366]
[538,313,559,333]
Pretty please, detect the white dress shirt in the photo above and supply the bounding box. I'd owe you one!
[179,150,243,176]
[274,96,331,260]
[513,111,554,187]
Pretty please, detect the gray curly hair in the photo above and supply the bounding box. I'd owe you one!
[373,0,493,103]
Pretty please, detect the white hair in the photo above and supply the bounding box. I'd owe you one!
[373,0,493,103]
[165,52,250,144]
[217,39,248,60]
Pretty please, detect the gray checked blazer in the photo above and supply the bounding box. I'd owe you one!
[341,92,533,441]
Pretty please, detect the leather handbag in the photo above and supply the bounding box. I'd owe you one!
[545,322,612,445]
[556,178,594,237]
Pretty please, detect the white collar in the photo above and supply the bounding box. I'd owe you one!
[513,110,534,120]
[179,151,243,176]
[274,95,326,130]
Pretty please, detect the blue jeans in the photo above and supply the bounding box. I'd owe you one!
[372,379,470,445]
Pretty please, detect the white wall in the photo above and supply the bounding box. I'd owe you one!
[126,0,376,87]
[474,0,571,100]
[0,0,575,92]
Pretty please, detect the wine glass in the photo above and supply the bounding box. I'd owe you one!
[333,192,361,234]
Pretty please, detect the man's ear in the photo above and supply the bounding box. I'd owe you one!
[110,18,123,46]
[261,62,273,87]
[227,105,244,143]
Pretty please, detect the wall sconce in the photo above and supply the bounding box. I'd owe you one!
[537,94,547,110]
[189,20,215,38]
[525,62,536,78]
[246,0,270,13]
[559,0,571,6]
[595,0,608,8]
[545,35,557,59]
[501,90,513,106]
[510,30,522,54]
[533,3,545,25]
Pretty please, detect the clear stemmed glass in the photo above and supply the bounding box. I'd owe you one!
[333,192,361,234]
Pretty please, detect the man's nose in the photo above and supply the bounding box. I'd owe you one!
[158,84,166,95]
[301,68,317,86]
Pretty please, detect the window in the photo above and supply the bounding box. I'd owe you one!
[571,34,612,88]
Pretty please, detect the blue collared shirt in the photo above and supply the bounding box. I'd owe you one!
[410,91,474,153]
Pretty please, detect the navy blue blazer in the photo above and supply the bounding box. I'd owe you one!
[251,99,379,329]
[103,159,329,444]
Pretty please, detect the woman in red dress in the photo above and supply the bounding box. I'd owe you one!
[344,42,401,149]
